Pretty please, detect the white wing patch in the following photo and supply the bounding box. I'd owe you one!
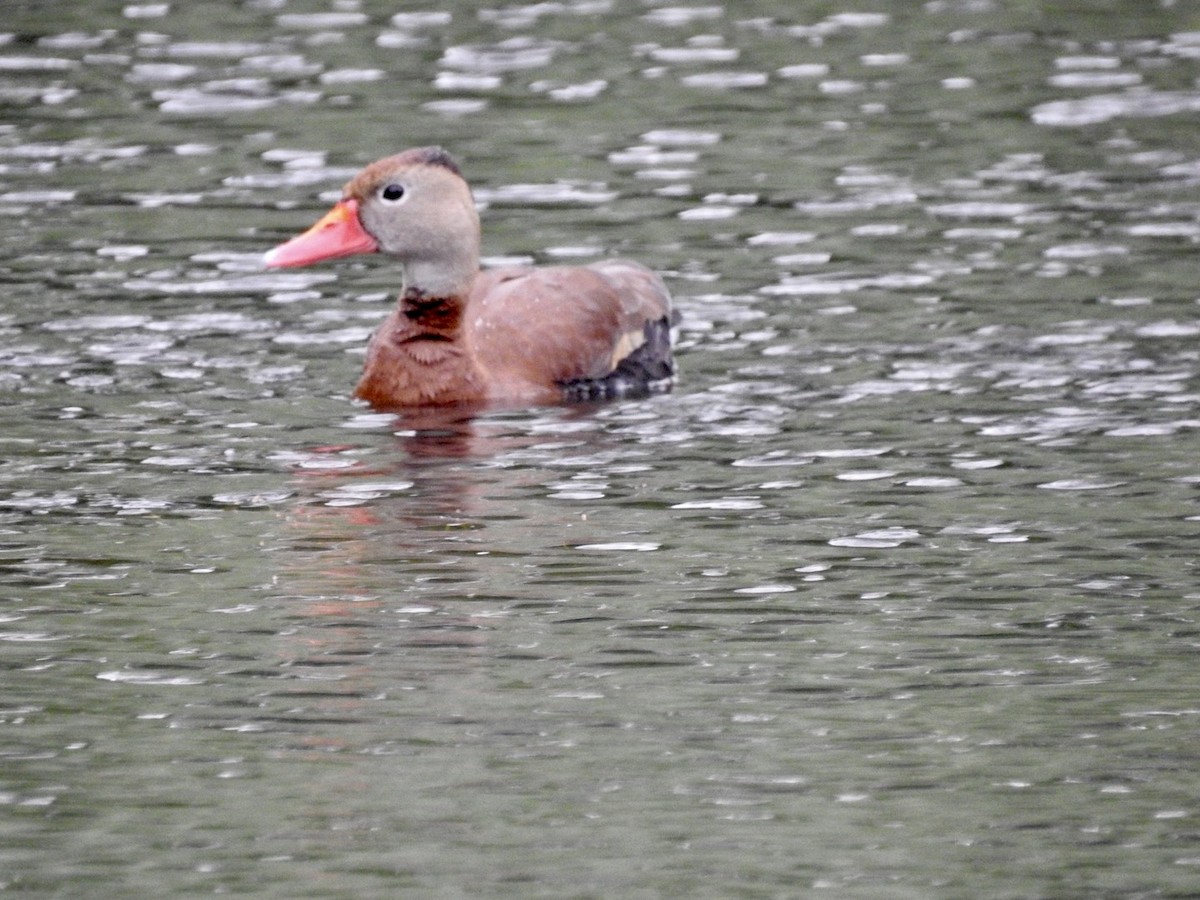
[609,327,647,370]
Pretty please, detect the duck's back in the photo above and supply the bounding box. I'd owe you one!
[467,260,674,402]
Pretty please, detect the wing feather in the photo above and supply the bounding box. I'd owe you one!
[467,261,672,392]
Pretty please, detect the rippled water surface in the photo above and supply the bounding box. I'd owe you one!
[3,1,1200,897]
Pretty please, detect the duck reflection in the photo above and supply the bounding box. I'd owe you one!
[265,402,622,695]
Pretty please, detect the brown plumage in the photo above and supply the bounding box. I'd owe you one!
[263,147,675,409]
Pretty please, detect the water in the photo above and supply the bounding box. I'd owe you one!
[2,1,1199,896]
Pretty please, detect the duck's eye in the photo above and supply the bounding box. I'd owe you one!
[380,183,406,203]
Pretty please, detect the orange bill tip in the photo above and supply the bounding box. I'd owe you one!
[263,199,379,268]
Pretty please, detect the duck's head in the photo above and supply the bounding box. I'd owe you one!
[264,147,480,296]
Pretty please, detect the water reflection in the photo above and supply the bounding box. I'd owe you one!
[3,0,1200,896]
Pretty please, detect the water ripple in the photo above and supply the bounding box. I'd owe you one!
[475,183,618,205]
[123,272,334,295]
[1032,90,1200,126]
[440,38,562,73]
[2,7,1200,896]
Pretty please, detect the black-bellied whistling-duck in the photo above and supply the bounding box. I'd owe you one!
[263,146,675,409]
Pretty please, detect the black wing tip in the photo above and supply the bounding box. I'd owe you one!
[559,316,676,403]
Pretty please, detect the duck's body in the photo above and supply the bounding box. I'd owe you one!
[264,147,674,410]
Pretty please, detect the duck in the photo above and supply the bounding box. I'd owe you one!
[263,146,675,409]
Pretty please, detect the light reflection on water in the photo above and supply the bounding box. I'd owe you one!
[2,0,1200,896]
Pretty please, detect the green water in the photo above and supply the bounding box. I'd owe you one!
[1,1,1199,897]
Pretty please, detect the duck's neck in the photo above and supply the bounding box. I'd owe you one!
[353,271,483,407]
[399,285,463,335]
[402,251,477,311]
[393,252,477,335]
